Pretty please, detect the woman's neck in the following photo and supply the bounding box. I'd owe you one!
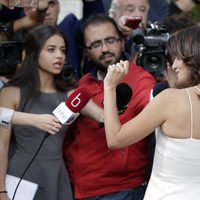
[39,72,56,93]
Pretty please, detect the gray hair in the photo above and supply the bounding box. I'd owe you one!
[108,0,120,20]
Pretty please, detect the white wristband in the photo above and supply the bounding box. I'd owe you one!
[0,107,14,128]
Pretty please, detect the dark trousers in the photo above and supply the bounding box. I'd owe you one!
[84,185,146,200]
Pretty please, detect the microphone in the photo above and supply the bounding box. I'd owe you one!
[53,87,91,125]
[101,83,133,114]
[130,28,144,60]
[131,28,145,44]
[152,82,169,97]
[116,83,133,114]
[99,83,132,128]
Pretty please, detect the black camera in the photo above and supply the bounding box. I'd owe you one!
[132,22,170,75]
[0,23,23,76]
[0,41,22,75]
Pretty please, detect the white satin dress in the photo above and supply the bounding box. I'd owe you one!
[144,89,200,200]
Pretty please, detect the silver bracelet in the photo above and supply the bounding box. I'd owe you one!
[0,107,14,129]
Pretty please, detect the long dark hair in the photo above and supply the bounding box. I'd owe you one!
[167,25,200,85]
[7,24,75,92]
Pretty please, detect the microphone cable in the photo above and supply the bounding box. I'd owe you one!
[11,133,49,200]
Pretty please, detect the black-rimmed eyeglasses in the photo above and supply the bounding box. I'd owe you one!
[85,36,121,50]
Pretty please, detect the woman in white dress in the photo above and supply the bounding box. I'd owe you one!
[103,25,200,200]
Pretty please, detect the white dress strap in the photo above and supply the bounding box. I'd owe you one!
[185,89,193,138]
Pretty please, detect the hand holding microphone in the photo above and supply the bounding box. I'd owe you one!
[0,107,62,135]
[53,87,91,125]
[1,87,92,134]
[27,114,62,135]
[14,87,91,135]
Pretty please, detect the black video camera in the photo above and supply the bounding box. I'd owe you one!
[0,23,23,76]
[132,22,170,75]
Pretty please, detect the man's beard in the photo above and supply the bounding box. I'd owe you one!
[93,61,112,72]
[93,52,121,72]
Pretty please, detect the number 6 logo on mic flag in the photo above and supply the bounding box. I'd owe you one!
[53,87,92,125]
[71,93,81,108]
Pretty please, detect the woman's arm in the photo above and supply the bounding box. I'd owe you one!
[0,108,62,135]
[67,89,104,123]
[103,60,166,148]
[0,86,62,134]
[12,112,62,134]
[1,89,103,133]
[0,87,15,199]
[0,0,8,7]
[0,126,11,199]
[19,0,49,29]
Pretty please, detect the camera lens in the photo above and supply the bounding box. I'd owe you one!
[142,53,166,73]
[148,56,161,70]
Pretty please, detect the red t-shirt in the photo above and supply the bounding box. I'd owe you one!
[63,62,156,199]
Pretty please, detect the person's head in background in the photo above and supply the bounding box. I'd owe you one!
[109,0,150,28]
[167,25,200,89]
[8,24,72,92]
[164,11,200,34]
[81,14,124,77]
[161,12,200,88]
[43,0,60,25]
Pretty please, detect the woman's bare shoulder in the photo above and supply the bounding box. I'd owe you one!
[153,88,187,108]
[0,86,20,108]
[157,87,185,97]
